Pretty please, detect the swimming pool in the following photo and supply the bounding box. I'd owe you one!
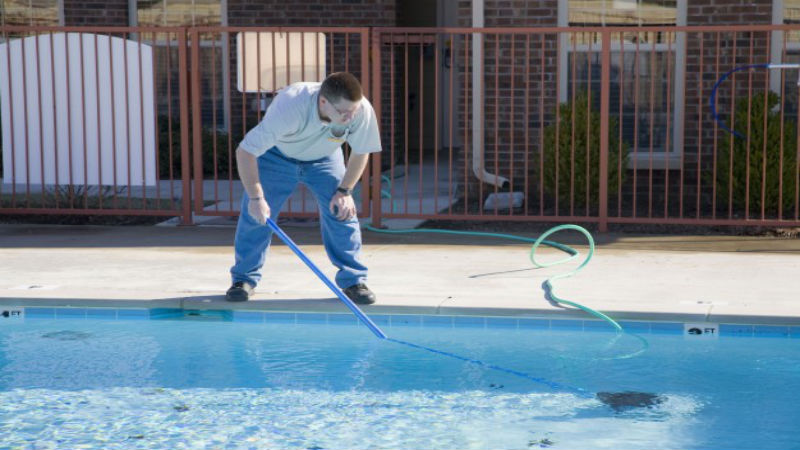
[1,308,799,450]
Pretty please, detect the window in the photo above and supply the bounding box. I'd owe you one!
[780,0,800,34]
[559,0,686,165]
[136,0,221,29]
[0,0,62,26]
[568,0,677,26]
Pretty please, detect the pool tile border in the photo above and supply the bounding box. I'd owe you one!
[8,306,800,339]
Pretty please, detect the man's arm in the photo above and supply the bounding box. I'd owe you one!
[329,152,371,220]
[236,147,270,225]
[339,152,370,191]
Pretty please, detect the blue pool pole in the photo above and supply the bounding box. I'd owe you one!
[265,219,590,392]
[266,219,654,403]
[265,218,388,339]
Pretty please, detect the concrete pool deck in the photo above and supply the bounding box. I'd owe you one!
[1,222,799,325]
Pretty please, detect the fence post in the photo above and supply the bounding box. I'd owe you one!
[370,28,383,228]
[178,28,193,225]
[598,30,611,233]
[359,28,372,217]
[190,28,204,223]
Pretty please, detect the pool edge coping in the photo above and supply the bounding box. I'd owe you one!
[3,297,800,327]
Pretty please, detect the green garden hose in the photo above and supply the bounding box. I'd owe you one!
[364,223,623,332]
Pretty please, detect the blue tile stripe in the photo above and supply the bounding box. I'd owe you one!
[11,307,800,338]
[650,322,685,334]
[231,311,264,323]
[24,307,56,319]
[720,323,794,338]
[518,318,549,329]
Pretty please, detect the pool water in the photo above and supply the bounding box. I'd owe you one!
[1,314,798,450]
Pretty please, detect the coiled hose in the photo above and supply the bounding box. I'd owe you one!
[364,223,622,331]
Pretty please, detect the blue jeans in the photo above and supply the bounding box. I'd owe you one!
[230,147,368,289]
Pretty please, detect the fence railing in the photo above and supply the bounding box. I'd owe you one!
[369,25,800,231]
[0,26,191,222]
[2,25,800,231]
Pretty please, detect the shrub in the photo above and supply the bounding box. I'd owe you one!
[713,92,798,216]
[541,92,630,210]
[157,117,237,179]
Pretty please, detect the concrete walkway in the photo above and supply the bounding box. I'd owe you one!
[1,223,799,325]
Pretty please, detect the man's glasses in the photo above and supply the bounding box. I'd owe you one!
[326,97,359,117]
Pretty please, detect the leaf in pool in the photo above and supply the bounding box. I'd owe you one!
[596,391,665,412]
[41,331,93,341]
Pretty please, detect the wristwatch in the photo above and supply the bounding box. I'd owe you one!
[336,186,353,196]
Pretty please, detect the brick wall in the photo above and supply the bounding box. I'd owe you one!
[457,0,558,27]
[688,0,773,25]
[63,0,129,26]
[228,0,395,27]
[683,0,774,211]
[62,0,398,28]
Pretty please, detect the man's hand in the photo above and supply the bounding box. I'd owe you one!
[236,147,269,225]
[247,197,270,225]
[330,192,356,220]
[331,152,370,221]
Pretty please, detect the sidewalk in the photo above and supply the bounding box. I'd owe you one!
[1,223,799,325]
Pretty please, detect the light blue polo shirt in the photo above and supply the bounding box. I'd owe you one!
[239,82,382,161]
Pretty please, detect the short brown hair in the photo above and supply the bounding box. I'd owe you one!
[319,72,363,103]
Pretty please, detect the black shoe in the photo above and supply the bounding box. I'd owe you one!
[343,283,376,305]
[226,281,254,302]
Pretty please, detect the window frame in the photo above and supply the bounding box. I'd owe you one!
[129,0,226,28]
